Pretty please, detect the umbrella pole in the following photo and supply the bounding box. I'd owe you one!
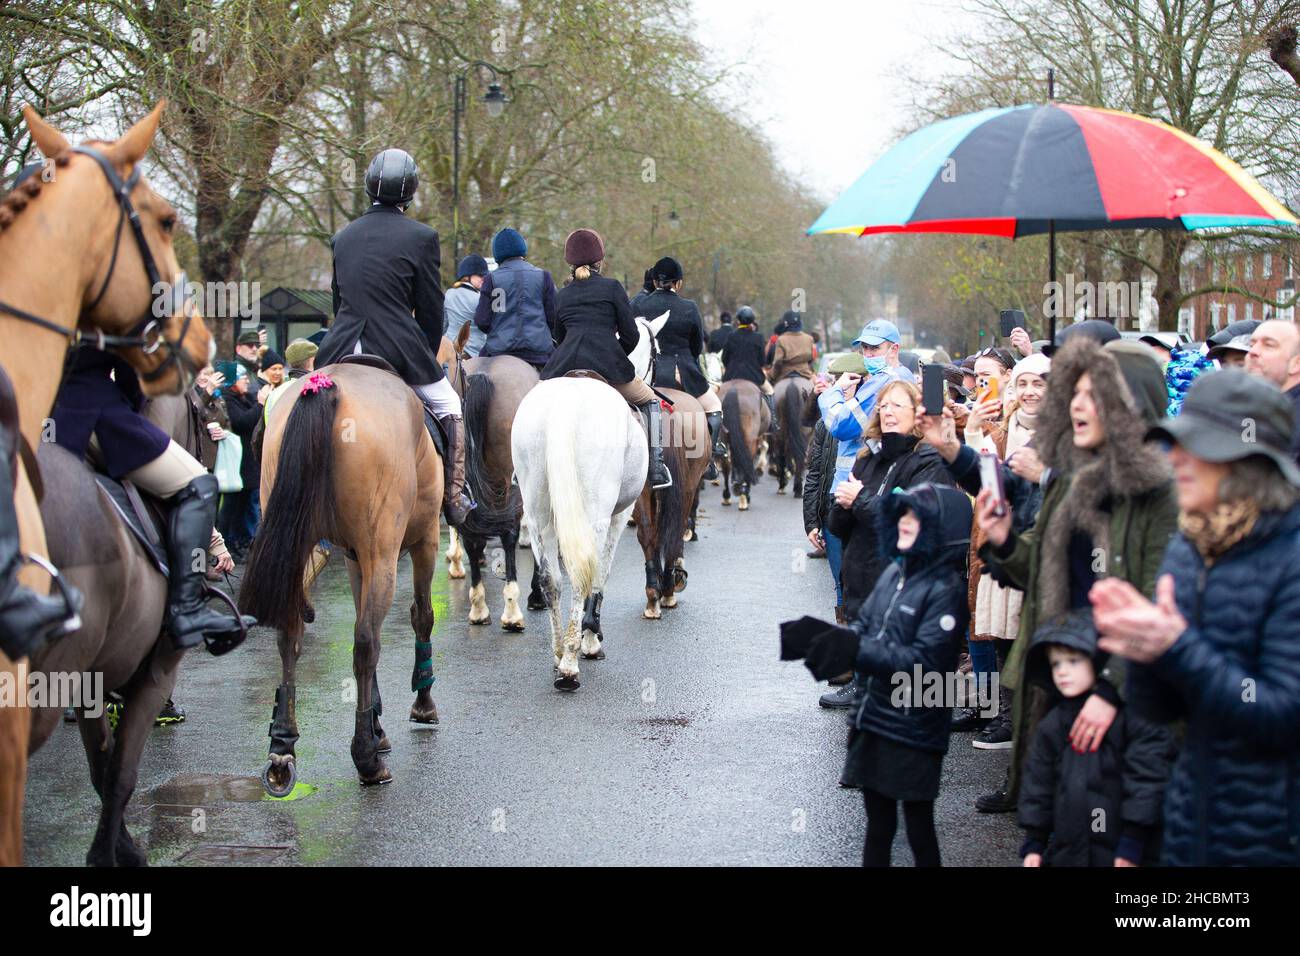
[1049,220,1057,342]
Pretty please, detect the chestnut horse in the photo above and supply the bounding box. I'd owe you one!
[240,362,443,793]
[717,379,770,511]
[0,103,212,866]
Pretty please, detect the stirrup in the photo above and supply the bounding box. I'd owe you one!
[21,551,83,637]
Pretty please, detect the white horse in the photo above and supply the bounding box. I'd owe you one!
[510,313,666,690]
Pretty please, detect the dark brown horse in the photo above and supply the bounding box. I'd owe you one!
[0,103,212,866]
[633,388,710,619]
[717,379,770,511]
[240,362,443,794]
[454,352,542,629]
[771,375,812,497]
[27,393,210,866]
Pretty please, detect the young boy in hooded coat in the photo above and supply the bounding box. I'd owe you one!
[840,482,972,866]
[1017,611,1174,867]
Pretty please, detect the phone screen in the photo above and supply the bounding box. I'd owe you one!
[922,364,944,415]
[979,451,1007,517]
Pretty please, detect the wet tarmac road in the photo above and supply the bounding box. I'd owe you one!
[23,476,1021,866]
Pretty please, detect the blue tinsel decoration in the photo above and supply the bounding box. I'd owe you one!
[1165,348,1215,417]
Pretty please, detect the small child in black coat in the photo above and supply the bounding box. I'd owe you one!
[1018,611,1175,867]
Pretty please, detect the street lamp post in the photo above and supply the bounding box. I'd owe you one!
[452,61,508,262]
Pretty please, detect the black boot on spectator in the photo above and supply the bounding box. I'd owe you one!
[975,768,1016,813]
[973,686,1013,749]
[950,707,989,733]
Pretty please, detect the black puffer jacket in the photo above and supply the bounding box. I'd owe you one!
[1018,612,1174,867]
[1130,503,1300,866]
[803,420,838,534]
[847,483,972,754]
[828,434,951,615]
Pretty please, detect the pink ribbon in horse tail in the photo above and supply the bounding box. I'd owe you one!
[301,371,335,395]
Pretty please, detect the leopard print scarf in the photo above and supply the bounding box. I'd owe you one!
[1179,499,1260,566]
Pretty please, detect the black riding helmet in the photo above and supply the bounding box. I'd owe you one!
[735,305,757,326]
[365,148,419,206]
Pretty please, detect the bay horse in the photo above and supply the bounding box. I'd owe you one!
[26,393,213,867]
[632,386,709,618]
[0,102,213,866]
[240,362,443,793]
[771,375,812,496]
[452,348,543,630]
[718,379,770,511]
[511,367,649,689]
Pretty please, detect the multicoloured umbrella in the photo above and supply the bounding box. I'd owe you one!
[808,103,1298,238]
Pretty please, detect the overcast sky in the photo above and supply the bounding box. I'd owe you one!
[690,0,981,204]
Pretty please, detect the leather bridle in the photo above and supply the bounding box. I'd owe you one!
[0,145,199,384]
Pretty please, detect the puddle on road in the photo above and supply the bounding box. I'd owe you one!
[150,773,280,805]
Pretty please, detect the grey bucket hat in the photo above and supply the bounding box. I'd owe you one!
[1147,368,1300,486]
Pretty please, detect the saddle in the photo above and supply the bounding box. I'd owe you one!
[337,354,447,461]
[92,473,169,576]
[561,369,675,412]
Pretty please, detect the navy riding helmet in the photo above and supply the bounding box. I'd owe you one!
[365,149,419,206]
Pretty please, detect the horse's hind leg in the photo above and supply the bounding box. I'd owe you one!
[527,550,548,610]
[409,535,440,725]
[464,532,491,626]
[446,526,466,579]
[581,507,629,660]
[499,524,526,632]
[262,616,304,798]
[721,455,733,506]
[352,554,397,785]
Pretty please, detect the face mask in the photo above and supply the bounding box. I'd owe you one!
[862,356,888,375]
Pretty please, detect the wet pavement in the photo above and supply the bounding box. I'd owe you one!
[23,476,1021,866]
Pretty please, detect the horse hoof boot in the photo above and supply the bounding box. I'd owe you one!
[409,703,440,724]
[554,673,580,691]
[527,596,548,611]
[582,647,606,661]
[501,619,526,633]
[261,757,297,798]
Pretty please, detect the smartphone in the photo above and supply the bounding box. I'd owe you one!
[979,450,1008,518]
[922,364,945,416]
[999,309,1024,339]
[976,374,1001,410]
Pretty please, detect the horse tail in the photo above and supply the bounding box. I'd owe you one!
[723,386,757,486]
[239,385,339,633]
[462,372,513,537]
[656,446,686,579]
[546,403,597,597]
[781,379,807,468]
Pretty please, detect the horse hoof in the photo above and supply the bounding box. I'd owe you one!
[582,647,606,660]
[377,735,392,754]
[527,597,548,611]
[777,488,786,495]
[554,674,581,691]
[359,766,393,787]
[721,499,731,507]
[468,613,491,626]
[302,602,316,624]
[643,608,661,620]
[501,620,526,633]
[448,567,466,580]
[261,758,297,798]
[409,703,440,724]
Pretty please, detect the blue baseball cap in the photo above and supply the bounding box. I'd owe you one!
[852,319,901,347]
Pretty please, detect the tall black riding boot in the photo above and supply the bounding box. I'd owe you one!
[437,413,475,528]
[706,410,726,458]
[639,400,672,489]
[167,474,255,655]
[0,425,81,661]
[764,391,779,432]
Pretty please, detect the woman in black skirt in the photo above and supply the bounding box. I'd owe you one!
[842,481,972,866]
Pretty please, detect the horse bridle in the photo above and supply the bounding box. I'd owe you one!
[0,145,199,384]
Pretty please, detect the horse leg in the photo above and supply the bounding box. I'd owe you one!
[776,441,788,494]
[260,609,305,797]
[636,496,661,619]
[408,535,440,725]
[721,454,732,506]
[498,525,526,632]
[464,533,491,625]
[532,528,567,680]
[351,554,396,786]
[526,548,548,610]
[582,506,628,659]
[85,654,179,867]
[446,526,466,579]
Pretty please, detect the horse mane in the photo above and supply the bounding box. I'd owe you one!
[0,151,71,233]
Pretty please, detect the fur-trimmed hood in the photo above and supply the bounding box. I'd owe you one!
[1034,338,1169,494]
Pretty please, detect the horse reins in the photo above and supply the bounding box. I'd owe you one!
[0,144,199,384]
